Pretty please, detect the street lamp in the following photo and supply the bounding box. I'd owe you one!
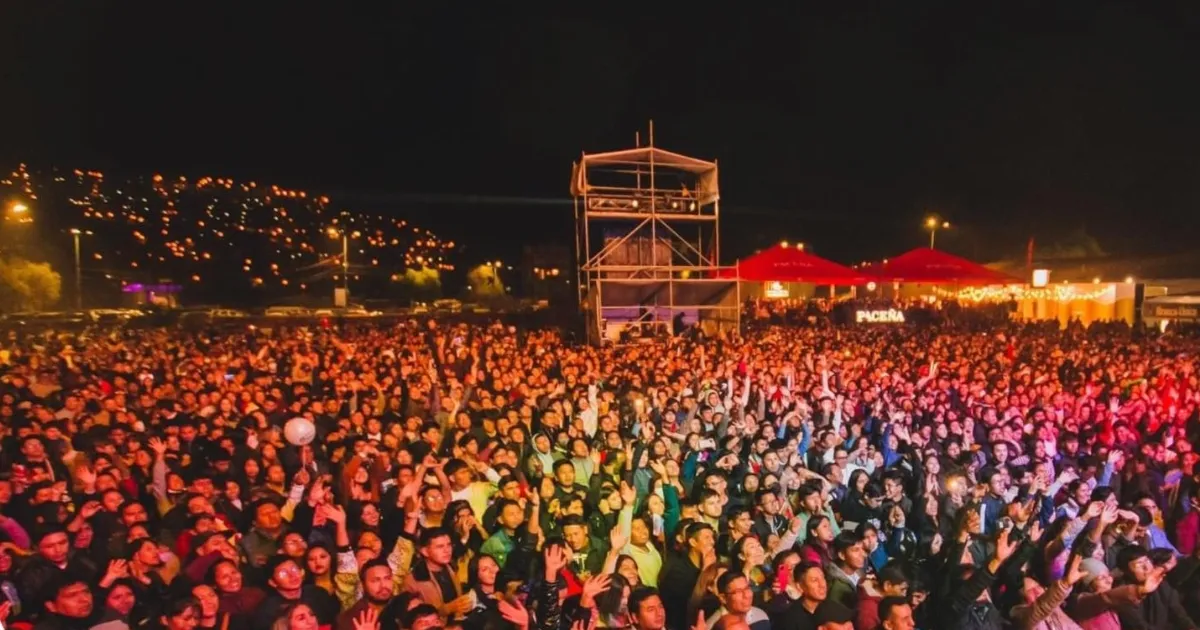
[327,227,350,296]
[69,229,93,310]
[925,217,950,249]
[7,202,30,224]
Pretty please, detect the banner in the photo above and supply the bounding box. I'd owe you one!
[1143,303,1200,322]
[855,309,906,324]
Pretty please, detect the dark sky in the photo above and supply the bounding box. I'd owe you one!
[4,2,1199,264]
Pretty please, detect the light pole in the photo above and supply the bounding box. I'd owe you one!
[327,227,360,300]
[70,229,92,310]
[925,217,950,249]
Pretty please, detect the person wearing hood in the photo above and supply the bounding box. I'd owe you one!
[526,433,558,480]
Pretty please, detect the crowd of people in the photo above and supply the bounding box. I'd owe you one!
[0,316,1197,630]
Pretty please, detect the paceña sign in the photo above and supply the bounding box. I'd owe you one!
[856,309,906,324]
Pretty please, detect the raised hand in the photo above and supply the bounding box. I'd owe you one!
[147,437,168,457]
[353,606,380,630]
[544,545,567,581]
[1027,520,1044,543]
[580,573,612,607]
[610,527,628,552]
[322,503,347,525]
[293,468,311,487]
[498,598,530,630]
[1065,555,1088,586]
[77,467,98,488]
[1140,568,1165,595]
[100,558,130,588]
[648,460,667,478]
[992,528,1019,564]
[619,481,637,507]
[79,501,103,520]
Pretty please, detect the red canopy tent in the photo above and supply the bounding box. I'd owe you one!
[866,247,1019,285]
[718,244,869,284]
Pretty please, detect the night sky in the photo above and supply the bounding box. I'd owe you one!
[4,2,1199,266]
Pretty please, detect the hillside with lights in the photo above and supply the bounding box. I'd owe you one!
[0,164,456,305]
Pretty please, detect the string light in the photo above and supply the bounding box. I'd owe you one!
[934,284,1116,303]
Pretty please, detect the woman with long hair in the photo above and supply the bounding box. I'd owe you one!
[270,602,322,630]
[462,553,503,629]
[595,572,634,629]
[209,559,266,619]
[613,554,641,588]
[799,516,835,567]
[730,535,771,602]
[192,583,239,630]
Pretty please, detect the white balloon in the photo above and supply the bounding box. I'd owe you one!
[284,417,316,446]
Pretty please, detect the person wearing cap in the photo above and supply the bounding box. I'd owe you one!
[1011,554,1091,630]
[1067,557,1156,630]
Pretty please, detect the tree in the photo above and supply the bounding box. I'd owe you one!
[0,257,62,311]
[466,264,506,300]
[398,266,442,301]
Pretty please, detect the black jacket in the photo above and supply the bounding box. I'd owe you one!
[940,563,1004,630]
[1116,577,1196,630]
[659,552,701,630]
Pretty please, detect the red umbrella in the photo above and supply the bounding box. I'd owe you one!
[866,247,1019,285]
[718,244,869,284]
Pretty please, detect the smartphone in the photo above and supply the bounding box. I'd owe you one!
[775,566,790,593]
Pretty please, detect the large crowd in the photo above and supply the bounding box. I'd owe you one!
[0,317,1197,630]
